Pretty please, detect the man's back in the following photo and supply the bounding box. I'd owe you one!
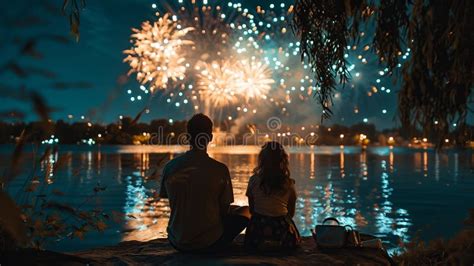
[159,150,234,251]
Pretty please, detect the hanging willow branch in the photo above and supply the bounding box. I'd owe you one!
[292,0,372,119]
[293,0,473,146]
[61,0,86,41]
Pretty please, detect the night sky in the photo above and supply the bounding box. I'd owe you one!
[2,0,472,129]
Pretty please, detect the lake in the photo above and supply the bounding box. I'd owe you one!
[2,145,474,254]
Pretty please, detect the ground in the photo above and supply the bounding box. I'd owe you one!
[1,236,393,265]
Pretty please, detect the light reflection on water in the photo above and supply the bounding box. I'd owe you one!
[3,145,474,253]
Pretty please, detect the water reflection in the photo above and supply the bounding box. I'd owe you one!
[389,150,394,173]
[133,153,150,177]
[435,153,440,181]
[5,146,474,253]
[454,153,458,183]
[340,150,345,178]
[377,159,411,247]
[116,153,122,185]
[360,151,368,180]
[87,151,93,180]
[423,151,428,177]
[309,152,315,179]
[40,151,58,184]
[122,173,169,242]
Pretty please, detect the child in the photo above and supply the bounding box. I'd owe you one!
[245,141,300,251]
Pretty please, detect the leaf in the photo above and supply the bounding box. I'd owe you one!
[21,40,43,59]
[46,214,61,224]
[25,66,56,79]
[31,92,51,122]
[131,107,147,125]
[52,81,93,90]
[127,214,137,219]
[33,219,43,230]
[73,229,84,240]
[6,62,28,77]
[52,189,65,196]
[62,0,70,15]
[464,209,474,226]
[96,221,107,232]
[70,12,80,42]
[53,154,72,172]
[3,129,28,184]
[39,146,52,163]
[43,201,77,216]
[73,0,80,12]
[25,183,39,192]
[78,211,91,220]
[72,168,82,176]
[93,184,107,193]
[0,192,29,246]
[112,211,124,223]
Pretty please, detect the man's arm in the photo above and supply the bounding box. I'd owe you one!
[245,176,255,215]
[158,165,168,199]
[248,196,255,215]
[219,166,234,217]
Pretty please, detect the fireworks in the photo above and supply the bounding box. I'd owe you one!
[240,2,414,123]
[196,58,274,111]
[234,59,274,101]
[197,60,239,111]
[178,5,235,62]
[123,14,194,92]
[242,3,316,106]
[123,1,412,127]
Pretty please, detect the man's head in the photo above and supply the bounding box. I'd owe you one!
[187,113,213,149]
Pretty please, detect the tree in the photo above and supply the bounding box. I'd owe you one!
[292,0,473,146]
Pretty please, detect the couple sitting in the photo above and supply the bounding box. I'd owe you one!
[159,114,300,253]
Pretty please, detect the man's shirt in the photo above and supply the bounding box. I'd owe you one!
[159,150,234,250]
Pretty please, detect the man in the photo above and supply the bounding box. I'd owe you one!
[159,113,250,252]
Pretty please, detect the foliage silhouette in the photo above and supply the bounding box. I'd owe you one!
[292,0,473,146]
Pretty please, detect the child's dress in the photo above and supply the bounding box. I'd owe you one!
[244,175,300,251]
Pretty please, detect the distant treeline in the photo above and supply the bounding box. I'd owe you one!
[0,117,472,146]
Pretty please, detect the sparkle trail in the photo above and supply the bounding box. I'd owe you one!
[124,1,412,128]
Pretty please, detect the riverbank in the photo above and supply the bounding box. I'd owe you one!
[2,143,471,155]
[3,229,474,265]
[2,236,392,265]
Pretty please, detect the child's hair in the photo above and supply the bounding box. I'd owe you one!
[253,141,290,194]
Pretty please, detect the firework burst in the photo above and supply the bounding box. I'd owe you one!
[196,60,239,112]
[235,59,274,101]
[195,57,274,116]
[123,14,194,92]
